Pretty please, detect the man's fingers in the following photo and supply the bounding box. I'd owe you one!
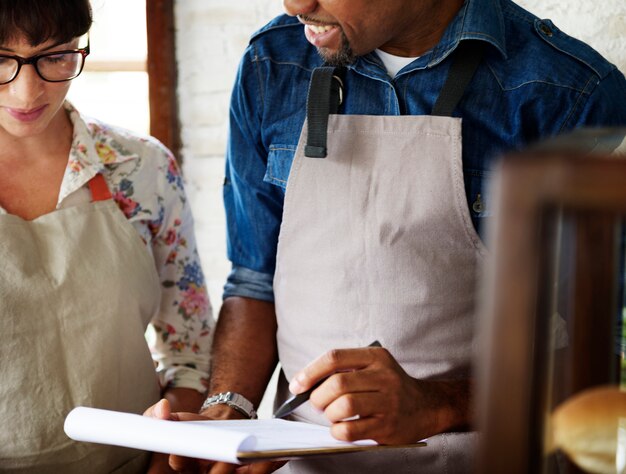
[168,454,213,473]
[308,369,382,409]
[208,461,239,474]
[167,457,280,474]
[167,456,242,474]
[146,452,176,474]
[167,454,190,472]
[330,416,382,442]
[290,346,388,393]
[322,391,386,423]
[235,461,287,473]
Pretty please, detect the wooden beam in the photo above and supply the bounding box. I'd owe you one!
[146,0,181,161]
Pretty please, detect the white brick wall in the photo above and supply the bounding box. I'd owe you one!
[175,1,283,313]
[175,0,626,318]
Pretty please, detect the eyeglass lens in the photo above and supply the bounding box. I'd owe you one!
[0,52,84,84]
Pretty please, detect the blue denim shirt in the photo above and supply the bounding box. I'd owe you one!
[223,0,626,302]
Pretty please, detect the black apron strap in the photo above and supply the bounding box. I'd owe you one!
[432,41,485,117]
[304,67,344,158]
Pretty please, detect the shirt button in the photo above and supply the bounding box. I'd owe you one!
[539,22,553,37]
[472,193,485,214]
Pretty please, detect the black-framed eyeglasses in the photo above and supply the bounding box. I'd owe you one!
[0,39,90,85]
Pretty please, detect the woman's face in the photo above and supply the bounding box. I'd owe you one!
[0,36,76,141]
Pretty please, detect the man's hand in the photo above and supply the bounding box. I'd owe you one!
[289,346,472,445]
[143,400,284,473]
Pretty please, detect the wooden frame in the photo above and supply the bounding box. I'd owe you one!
[476,152,626,474]
[146,0,181,160]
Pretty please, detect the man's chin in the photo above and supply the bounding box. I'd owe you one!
[315,32,356,67]
[317,46,357,67]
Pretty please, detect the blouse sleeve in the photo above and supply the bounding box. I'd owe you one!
[147,148,214,394]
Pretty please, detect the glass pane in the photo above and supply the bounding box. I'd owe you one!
[68,71,149,134]
[67,0,148,134]
[546,211,626,474]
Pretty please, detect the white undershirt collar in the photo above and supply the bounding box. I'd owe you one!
[375,48,420,79]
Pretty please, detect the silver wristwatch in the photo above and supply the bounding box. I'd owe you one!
[201,391,258,419]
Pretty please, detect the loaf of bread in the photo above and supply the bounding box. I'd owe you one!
[550,385,626,474]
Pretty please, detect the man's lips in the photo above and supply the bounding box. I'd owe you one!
[5,104,47,122]
[303,23,341,49]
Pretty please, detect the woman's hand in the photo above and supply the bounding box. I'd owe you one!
[144,399,182,473]
[144,389,206,473]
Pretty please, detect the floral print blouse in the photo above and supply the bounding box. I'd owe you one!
[59,102,212,393]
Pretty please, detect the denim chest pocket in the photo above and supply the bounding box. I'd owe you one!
[264,144,297,190]
[465,168,493,240]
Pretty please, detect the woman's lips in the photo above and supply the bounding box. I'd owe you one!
[6,104,48,122]
[303,24,341,49]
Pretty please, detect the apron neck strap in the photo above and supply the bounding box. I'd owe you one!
[304,66,345,158]
[432,40,485,117]
[304,40,485,158]
[87,174,112,202]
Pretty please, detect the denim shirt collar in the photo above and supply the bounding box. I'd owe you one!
[353,0,506,79]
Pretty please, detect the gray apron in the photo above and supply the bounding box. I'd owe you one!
[273,43,487,473]
[0,174,161,473]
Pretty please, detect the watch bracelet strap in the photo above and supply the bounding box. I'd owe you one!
[201,391,258,419]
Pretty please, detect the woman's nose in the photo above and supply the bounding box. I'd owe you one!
[283,0,317,17]
[8,65,44,103]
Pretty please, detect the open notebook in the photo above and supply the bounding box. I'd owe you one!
[64,407,426,464]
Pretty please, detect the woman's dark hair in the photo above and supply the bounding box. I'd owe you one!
[0,0,92,46]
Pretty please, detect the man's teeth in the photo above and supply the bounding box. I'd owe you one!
[308,25,333,34]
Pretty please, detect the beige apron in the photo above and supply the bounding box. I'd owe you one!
[0,174,161,473]
[274,45,487,473]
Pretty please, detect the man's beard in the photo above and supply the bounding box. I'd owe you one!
[316,30,356,67]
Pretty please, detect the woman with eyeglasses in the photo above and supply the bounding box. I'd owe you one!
[0,1,213,472]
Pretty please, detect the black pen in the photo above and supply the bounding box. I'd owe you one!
[273,340,382,419]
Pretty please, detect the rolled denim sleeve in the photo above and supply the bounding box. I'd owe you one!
[223,265,275,302]
[223,44,285,302]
